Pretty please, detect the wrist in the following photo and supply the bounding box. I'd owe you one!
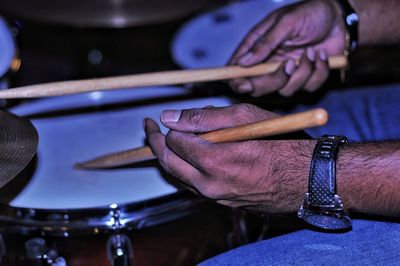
[273,140,316,213]
[335,143,356,212]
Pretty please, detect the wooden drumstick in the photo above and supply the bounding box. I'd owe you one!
[0,56,347,99]
[75,108,328,169]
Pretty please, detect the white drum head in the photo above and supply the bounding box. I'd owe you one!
[10,87,233,209]
[171,0,297,69]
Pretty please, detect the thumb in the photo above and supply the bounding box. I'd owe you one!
[160,104,278,133]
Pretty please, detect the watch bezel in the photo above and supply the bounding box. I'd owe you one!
[299,209,352,230]
[298,193,352,230]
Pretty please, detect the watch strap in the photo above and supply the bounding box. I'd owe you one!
[308,135,347,206]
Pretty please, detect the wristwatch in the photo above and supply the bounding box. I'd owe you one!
[298,135,352,230]
[334,0,359,51]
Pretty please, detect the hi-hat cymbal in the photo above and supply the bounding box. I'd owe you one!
[0,0,225,28]
[0,110,38,188]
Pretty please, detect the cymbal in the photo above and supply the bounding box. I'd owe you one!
[0,0,226,28]
[0,110,38,188]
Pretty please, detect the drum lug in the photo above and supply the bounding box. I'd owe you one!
[106,234,133,266]
[107,205,126,230]
[22,238,67,266]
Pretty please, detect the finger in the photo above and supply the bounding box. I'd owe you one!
[303,50,330,92]
[144,118,202,186]
[278,48,314,97]
[237,18,294,66]
[229,13,278,65]
[228,78,254,94]
[248,61,290,97]
[166,132,272,201]
[165,130,222,172]
[160,104,276,132]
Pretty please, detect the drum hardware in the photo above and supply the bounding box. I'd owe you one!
[19,237,67,266]
[106,234,133,266]
[0,192,207,265]
[0,55,347,99]
[0,192,203,235]
[76,108,329,169]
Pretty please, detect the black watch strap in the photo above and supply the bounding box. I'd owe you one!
[308,135,348,207]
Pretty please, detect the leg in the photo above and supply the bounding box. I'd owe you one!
[300,84,400,141]
[200,219,400,265]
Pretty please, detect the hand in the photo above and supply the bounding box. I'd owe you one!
[229,0,346,97]
[144,104,315,214]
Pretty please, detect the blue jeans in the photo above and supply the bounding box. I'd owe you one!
[201,84,400,265]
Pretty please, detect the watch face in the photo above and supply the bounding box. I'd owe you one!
[304,213,352,230]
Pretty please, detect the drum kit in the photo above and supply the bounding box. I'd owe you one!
[0,1,306,265]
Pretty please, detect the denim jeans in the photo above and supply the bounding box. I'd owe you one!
[200,84,400,265]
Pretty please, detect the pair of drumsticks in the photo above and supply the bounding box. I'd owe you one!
[0,56,345,169]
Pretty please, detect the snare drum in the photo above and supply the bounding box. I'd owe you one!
[171,0,297,69]
[0,87,238,266]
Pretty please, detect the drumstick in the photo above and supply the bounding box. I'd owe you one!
[75,108,328,169]
[0,56,347,99]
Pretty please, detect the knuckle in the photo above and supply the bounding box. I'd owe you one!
[183,108,207,129]
[233,103,258,117]
[199,184,224,200]
[165,130,178,147]
[242,37,255,49]
[252,39,272,55]
[273,72,289,89]
[232,103,269,121]
[197,156,216,171]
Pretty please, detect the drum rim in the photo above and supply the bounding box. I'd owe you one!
[0,190,205,235]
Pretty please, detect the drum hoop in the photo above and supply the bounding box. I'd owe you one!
[0,190,205,235]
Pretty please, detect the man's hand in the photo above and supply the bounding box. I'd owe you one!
[144,104,315,214]
[229,0,345,97]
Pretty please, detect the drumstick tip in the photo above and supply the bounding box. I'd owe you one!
[74,163,84,170]
[313,108,329,126]
[74,161,106,170]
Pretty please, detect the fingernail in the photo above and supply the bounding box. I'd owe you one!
[238,82,254,93]
[238,52,254,65]
[285,59,296,75]
[306,48,316,62]
[161,110,181,124]
[319,50,328,61]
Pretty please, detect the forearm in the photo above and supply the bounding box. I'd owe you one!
[348,0,400,45]
[338,141,400,216]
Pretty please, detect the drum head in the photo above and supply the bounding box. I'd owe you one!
[171,0,297,69]
[9,87,233,209]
